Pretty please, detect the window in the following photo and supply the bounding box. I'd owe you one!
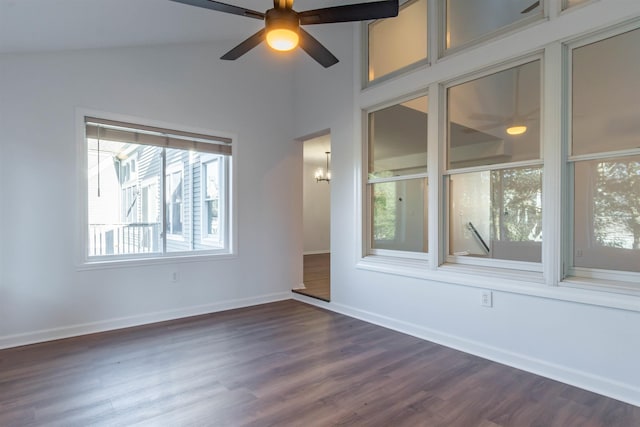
[367,0,428,84]
[85,117,232,261]
[367,95,428,255]
[443,0,543,53]
[445,60,542,269]
[569,28,640,282]
[563,0,590,10]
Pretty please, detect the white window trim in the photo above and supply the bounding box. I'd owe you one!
[76,108,237,269]
[353,0,640,309]
[363,92,430,260]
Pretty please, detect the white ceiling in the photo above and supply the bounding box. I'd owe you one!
[0,0,368,54]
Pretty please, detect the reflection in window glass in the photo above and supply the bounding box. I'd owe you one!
[369,96,428,179]
[574,157,640,273]
[445,0,542,51]
[449,167,542,262]
[572,28,640,156]
[368,0,427,82]
[448,61,540,169]
[563,0,589,10]
[372,179,428,252]
[367,95,429,256]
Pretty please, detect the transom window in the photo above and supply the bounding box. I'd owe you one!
[367,0,428,84]
[443,0,543,54]
[85,117,232,261]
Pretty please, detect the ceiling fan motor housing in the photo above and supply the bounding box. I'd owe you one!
[265,7,300,34]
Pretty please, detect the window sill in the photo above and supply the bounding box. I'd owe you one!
[78,252,235,271]
[357,255,640,313]
[562,276,640,298]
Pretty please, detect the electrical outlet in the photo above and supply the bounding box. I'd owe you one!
[481,290,493,307]
[171,271,179,283]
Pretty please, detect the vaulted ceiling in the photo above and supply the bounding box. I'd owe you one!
[0,0,358,54]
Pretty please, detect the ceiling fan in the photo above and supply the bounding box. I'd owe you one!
[170,0,400,68]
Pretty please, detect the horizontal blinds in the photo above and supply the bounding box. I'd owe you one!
[85,117,232,156]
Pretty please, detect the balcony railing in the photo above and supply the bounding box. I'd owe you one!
[89,223,161,256]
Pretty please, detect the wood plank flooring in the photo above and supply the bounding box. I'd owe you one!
[0,300,638,426]
[294,253,330,301]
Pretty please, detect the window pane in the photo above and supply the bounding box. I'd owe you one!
[572,28,640,156]
[87,140,162,256]
[574,157,640,273]
[445,0,541,51]
[563,0,589,10]
[449,167,542,262]
[448,61,540,169]
[204,158,222,242]
[368,0,427,82]
[371,178,428,252]
[369,96,428,178]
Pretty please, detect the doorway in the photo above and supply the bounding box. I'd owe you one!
[293,134,331,301]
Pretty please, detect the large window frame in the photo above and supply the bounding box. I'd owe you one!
[364,93,430,262]
[563,24,640,293]
[357,0,640,303]
[443,58,544,273]
[80,113,234,266]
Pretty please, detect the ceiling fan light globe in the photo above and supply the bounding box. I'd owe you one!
[266,28,299,51]
[506,125,527,136]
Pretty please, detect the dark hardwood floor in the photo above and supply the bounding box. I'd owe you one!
[0,300,637,426]
[294,253,330,301]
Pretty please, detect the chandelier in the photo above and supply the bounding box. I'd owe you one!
[315,151,331,183]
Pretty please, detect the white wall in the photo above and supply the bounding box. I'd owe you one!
[292,2,640,406]
[0,42,301,346]
[303,158,330,254]
[1,0,638,408]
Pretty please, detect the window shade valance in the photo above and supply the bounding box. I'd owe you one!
[85,117,232,156]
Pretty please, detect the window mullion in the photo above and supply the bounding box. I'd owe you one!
[541,43,564,286]
[161,148,167,255]
[428,82,444,268]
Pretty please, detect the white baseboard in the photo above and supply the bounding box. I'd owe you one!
[292,294,639,407]
[292,283,307,290]
[303,250,330,255]
[0,292,291,351]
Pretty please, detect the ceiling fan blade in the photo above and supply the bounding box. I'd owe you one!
[221,29,266,61]
[299,0,399,25]
[298,28,339,68]
[520,1,540,14]
[170,0,264,20]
